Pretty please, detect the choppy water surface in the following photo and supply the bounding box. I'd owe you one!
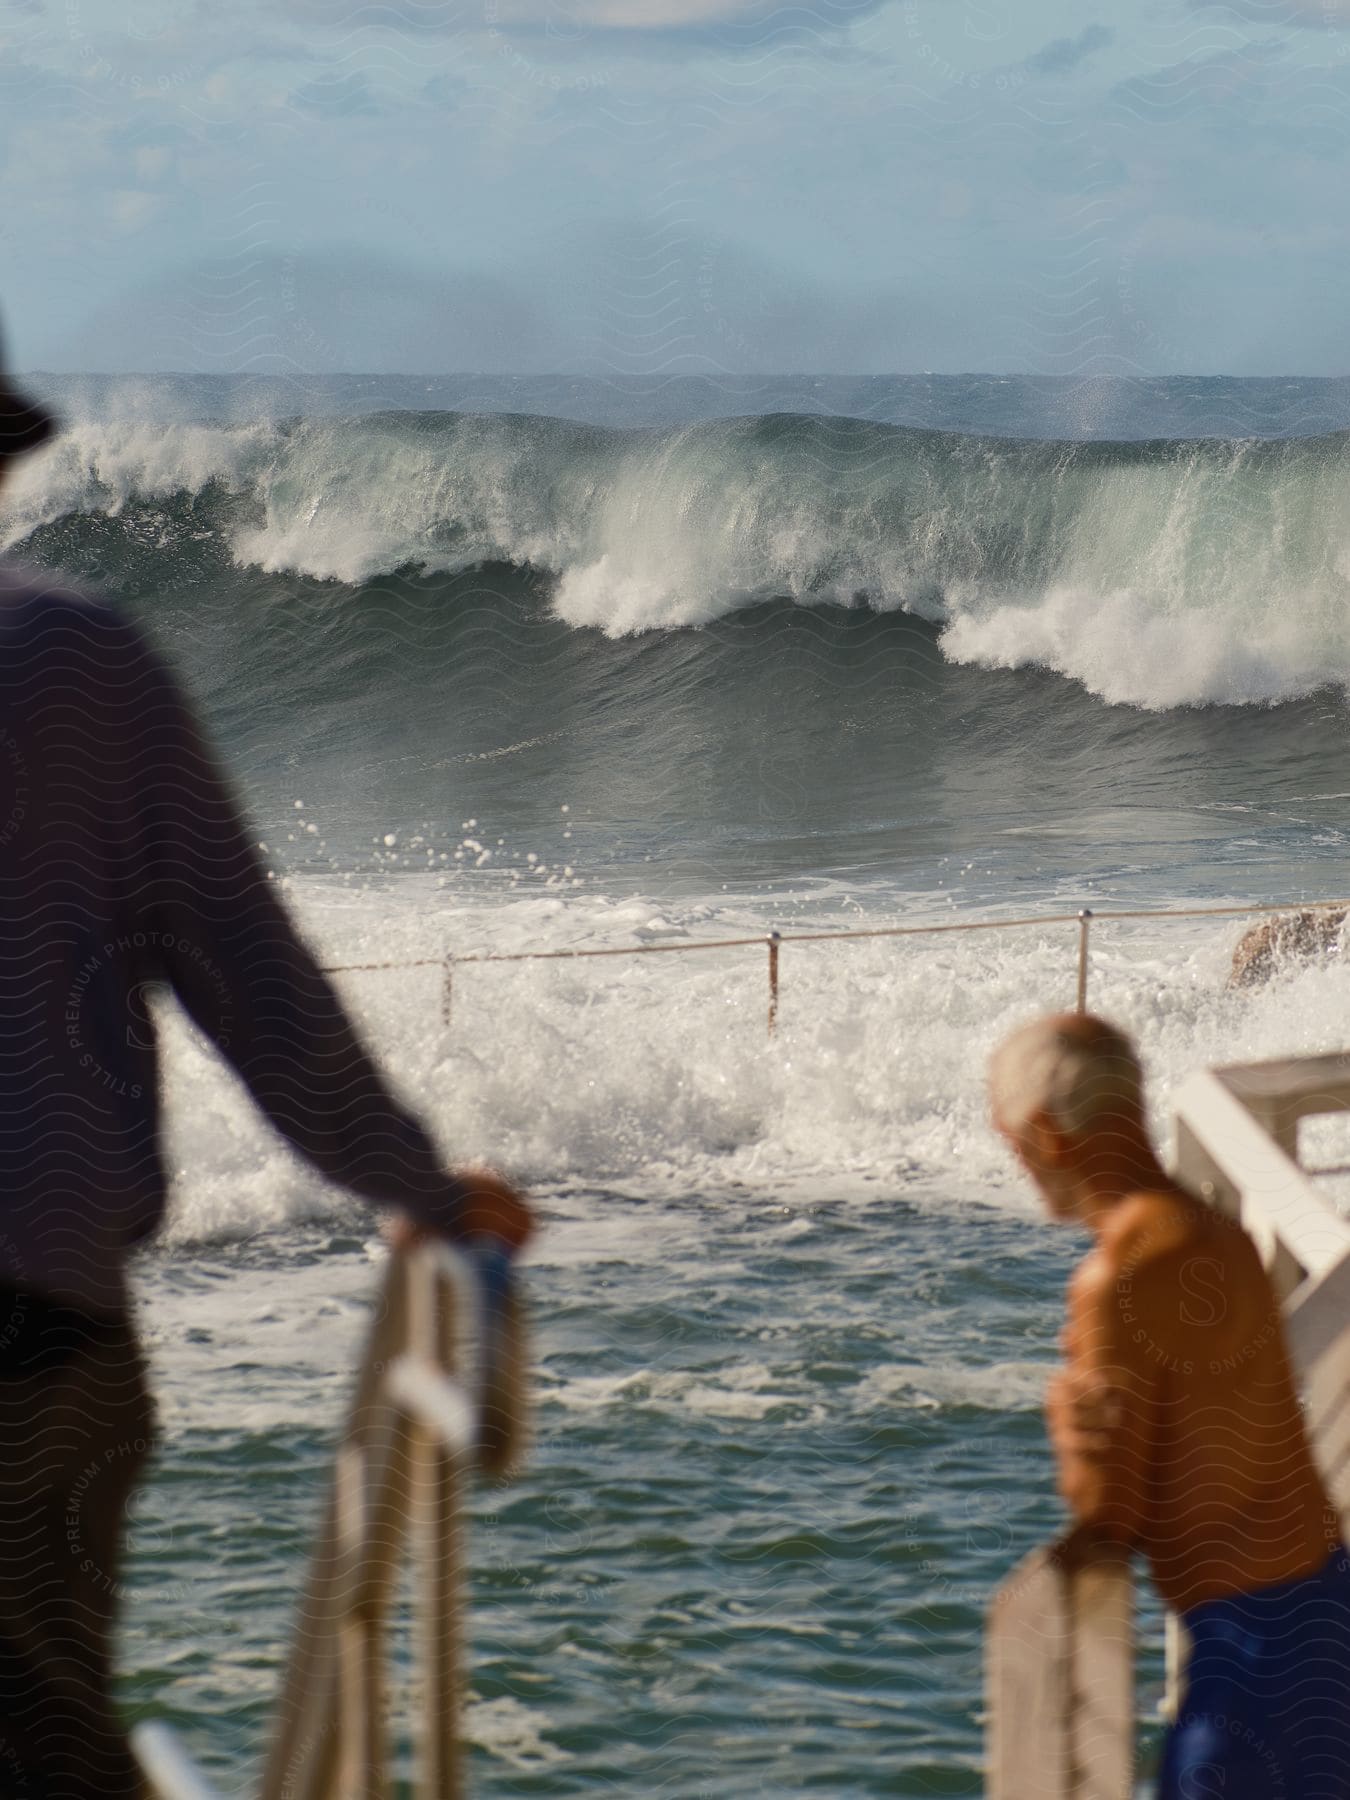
[134,1195,1165,1795]
[129,1204,1078,1795]
[11,371,1350,1792]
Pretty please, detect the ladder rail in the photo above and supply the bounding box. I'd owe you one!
[135,1241,521,1800]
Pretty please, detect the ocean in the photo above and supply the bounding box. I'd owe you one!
[11,371,1350,1793]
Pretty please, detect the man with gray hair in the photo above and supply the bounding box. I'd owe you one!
[990,1011,1350,1799]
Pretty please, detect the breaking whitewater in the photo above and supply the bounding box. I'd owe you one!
[14,372,1350,709]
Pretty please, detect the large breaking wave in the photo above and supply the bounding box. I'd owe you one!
[7,407,1350,710]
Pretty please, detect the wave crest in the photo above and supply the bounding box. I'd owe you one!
[8,409,1350,709]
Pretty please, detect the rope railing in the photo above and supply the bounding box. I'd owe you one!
[319,895,1350,1038]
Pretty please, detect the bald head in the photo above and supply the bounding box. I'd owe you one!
[990,1012,1144,1143]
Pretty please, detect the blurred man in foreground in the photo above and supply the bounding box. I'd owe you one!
[990,1012,1350,1799]
[0,332,530,1796]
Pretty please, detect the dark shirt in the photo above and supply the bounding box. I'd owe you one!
[0,565,467,1315]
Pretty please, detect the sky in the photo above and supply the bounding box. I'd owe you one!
[2,0,1350,373]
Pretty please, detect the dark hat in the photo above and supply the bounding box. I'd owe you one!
[0,319,56,456]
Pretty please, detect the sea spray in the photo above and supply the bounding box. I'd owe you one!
[151,878,1350,1245]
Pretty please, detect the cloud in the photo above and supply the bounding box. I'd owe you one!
[492,0,770,21]
[108,189,163,234]
[510,221,960,375]
[42,228,970,376]
[264,0,769,31]
[422,71,468,109]
[134,145,172,181]
[265,0,462,33]
[289,70,383,117]
[1108,38,1297,129]
[486,0,887,41]
[51,251,554,374]
[1027,23,1113,77]
[258,0,886,50]
[1189,0,1350,19]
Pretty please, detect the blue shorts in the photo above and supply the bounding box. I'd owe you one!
[1158,1547,1350,1800]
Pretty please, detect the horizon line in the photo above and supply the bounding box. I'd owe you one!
[21,369,1350,383]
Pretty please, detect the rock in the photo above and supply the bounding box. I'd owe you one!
[1228,908,1347,989]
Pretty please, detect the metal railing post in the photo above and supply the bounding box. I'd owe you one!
[1076,910,1093,1014]
[767,932,781,1037]
[442,959,454,1029]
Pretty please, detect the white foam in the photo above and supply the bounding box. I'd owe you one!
[146,874,1350,1249]
[462,1696,568,1770]
[139,1252,381,1434]
[942,582,1344,711]
[0,419,273,554]
[541,1362,807,1421]
[856,1361,1050,1414]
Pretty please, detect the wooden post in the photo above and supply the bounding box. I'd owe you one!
[1161,1612,1190,1726]
[260,1258,413,1800]
[257,1246,509,1800]
[1066,1542,1134,1797]
[410,1258,465,1800]
[987,1538,1134,1799]
[987,1547,1070,1799]
[767,932,781,1037]
[415,1424,464,1800]
[335,1441,385,1800]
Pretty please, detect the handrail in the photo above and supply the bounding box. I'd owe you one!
[987,1537,1134,1800]
[320,894,1350,1035]
[131,1241,525,1800]
[986,1050,1350,1796]
[132,1724,224,1800]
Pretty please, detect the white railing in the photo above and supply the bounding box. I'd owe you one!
[986,1539,1134,1800]
[986,1050,1350,1798]
[131,1242,525,1800]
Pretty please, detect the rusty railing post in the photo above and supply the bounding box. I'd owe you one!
[767,932,781,1037]
[442,960,454,1029]
[1076,910,1093,1015]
